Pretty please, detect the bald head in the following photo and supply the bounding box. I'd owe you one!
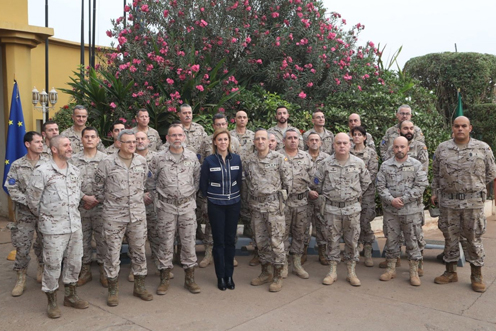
[235,110,248,129]
[393,136,409,161]
[334,132,351,159]
[452,116,472,144]
[348,113,361,130]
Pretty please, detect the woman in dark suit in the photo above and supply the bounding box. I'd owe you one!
[200,128,242,290]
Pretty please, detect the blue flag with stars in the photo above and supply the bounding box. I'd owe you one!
[3,81,27,194]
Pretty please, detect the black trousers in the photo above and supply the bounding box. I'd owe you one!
[207,200,241,279]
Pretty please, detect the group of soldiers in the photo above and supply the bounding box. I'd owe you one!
[4,102,495,319]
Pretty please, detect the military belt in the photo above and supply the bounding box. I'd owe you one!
[289,191,308,200]
[442,192,482,200]
[250,193,278,203]
[159,194,194,206]
[326,199,358,208]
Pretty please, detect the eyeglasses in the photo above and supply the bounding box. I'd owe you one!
[120,140,137,145]
[399,112,411,116]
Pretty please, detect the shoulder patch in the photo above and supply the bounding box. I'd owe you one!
[148,171,152,178]
[381,140,386,145]
[314,178,319,185]
[197,154,201,161]
[8,178,15,185]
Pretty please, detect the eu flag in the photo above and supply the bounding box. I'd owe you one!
[3,81,27,194]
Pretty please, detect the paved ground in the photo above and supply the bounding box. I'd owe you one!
[1,215,496,331]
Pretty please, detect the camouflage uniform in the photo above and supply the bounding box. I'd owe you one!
[376,156,428,260]
[348,132,375,150]
[267,125,304,151]
[4,155,47,270]
[141,151,159,265]
[384,139,429,172]
[131,126,163,152]
[380,124,424,160]
[61,126,105,154]
[314,155,371,262]
[26,161,83,292]
[307,151,331,247]
[350,146,379,245]
[243,150,292,265]
[147,149,200,269]
[184,122,208,157]
[105,143,119,155]
[432,138,496,266]
[303,129,334,155]
[230,129,255,237]
[278,149,314,255]
[198,134,241,246]
[41,142,52,158]
[69,151,107,264]
[94,153,148,278]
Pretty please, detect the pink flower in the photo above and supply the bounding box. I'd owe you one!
[118,36,127,45]
[129,65,137,73]
[141,4,149,12]
[124,5,131,12]
[230,118,235,123]
[110,102,117,109]
[191,64,200,72]
[272,12,279,18]
[218,107,225,113]
[196,85,205,91]
[119,117,127,123]
[368,41,375,48]
[256,59,263,64]
[166,78,174,85]
[163,10,169,17]
[343,73,352,81]
[106,30,112,37]
[298,91,307,99]
[358,85,362,91]
[307,82,313,87]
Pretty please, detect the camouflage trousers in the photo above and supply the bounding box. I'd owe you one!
[305,199,326,246]
[145,205,159,266]
[324,211,360,262]
[80,210,106,264]
[383,211,422,261]
[11,213,43,270]
[359,191,376,245]
[382,211,425,252]
[252,209,286,266]
[438,207,486,266]
[197,195,214,246]
[240,180,254,239]
[104,220,147,279]
[155,206,198,269]
[41,229,83,292]
[283,205,310,255]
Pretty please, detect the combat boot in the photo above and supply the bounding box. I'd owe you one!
[301,245,309,265]
[98,263,108,288]
[249,248,260,266]
[418,259,424,277]
[470,264,486,292]
[281,255,289,278]
[45,290,61,319]
[36,263,44,283]
[199,245,213,268]
[63,283,89,309]
[11,269,27,297]
[346,261,361,286]
[434,262,458,284]
[156,268,171,295]
[184,267,201,293]
[173,244,182,265]
[251,263,273,286]
[269,265,283,292]
[379,257,401,268]
[133,275,153,301]
[107,276,119,306]
[318,245,329,265]
[77,263,92,286]
[292,254,309,279]
[128,269,134,282]
[379,259,397,281]
[363,244,374,267]
[409,260,421,286]
[322,261,338,285]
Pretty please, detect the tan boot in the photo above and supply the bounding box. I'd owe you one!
[379,259,397,281]
[292,254,309,279]
[318,245,329,265]
[269,265,283,292]
[133,275,153,301]
[233,257,238,267]
[251,263,273,286]
[470,264,486,293]
[379,256,400,268]
[156,268,171,295]
[45,290,61,319]
[199,245,212,268]
[107,277,119,307]
[322,261,338,285]
[417,259,424,277]
[249,248,260,266]
[11,269,27,297]
[98,263,108,288]
[434,262,458,284]
[128,269,134,282]
[173,244,182,265]
[63,283,89,308]
[409,260,421,286]
[281,256,289,279]
[77,263,92,286]
[363,244,374,267]
[301,245,308,265]
[36,263,43,284]
[184,267,201,293]
[346,261,361,286]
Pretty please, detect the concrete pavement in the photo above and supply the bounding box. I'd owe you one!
[1,215,495,331]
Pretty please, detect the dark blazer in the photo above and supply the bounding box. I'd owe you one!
[200,152,242,205]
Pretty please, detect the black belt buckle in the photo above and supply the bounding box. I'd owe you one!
[297,193,304,200]
[456,193,465,200]
[338,202,345,208]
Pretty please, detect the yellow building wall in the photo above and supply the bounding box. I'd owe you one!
[0,0,28,24]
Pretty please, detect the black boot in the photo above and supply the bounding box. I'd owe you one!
[225,277,235,290]
[217,277,226,291]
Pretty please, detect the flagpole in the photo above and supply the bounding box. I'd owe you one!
[81,0,85,71]
[45,0,49,122]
